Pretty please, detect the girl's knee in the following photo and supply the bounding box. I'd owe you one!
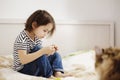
[54,52,60,56]
[54,52,62,59]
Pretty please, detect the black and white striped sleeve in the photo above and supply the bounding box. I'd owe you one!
[14,34,27,50]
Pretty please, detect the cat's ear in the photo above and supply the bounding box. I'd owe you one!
[94,46,103,55]
[114,48,120,60]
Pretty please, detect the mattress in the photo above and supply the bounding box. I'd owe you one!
[0,50,98,80]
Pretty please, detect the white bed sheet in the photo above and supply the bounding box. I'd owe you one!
[0,50,98,80]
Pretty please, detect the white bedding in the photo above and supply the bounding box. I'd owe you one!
[0,50,98,80]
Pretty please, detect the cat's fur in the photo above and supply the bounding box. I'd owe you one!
[95,47,120,80]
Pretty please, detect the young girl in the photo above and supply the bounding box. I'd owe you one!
[13,10,64,78]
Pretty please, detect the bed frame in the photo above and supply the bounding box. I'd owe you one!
[0,19,114,55]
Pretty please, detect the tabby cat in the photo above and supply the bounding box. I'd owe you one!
[95,47,120,80]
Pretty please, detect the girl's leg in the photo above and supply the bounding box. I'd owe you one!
[35,55,53,78]
[48,52,64,74]
[48,53,72,77]
[18,45,53,78]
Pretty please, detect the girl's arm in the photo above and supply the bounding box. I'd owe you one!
[18,45,56,64]
[18,49,44,64]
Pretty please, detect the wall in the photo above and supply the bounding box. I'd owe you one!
[0,0,120,46]
[0,21,114,55]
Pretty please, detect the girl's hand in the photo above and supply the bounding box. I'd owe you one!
[40,45,56,55]
[51,44,59,51]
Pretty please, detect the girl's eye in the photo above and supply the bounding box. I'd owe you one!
[43,30,47,32]
[43,30,50,33]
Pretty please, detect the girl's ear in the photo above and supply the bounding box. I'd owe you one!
[32,21,37,29]
[95,46,103,55]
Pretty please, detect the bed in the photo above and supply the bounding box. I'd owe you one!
[0,50,97,80]
[0,19,114,80]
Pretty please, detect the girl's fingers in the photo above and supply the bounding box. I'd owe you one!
[51,44,58,50]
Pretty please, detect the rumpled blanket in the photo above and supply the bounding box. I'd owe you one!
[0,50,98,80]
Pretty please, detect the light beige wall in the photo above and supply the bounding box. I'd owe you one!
[0,0,120,47]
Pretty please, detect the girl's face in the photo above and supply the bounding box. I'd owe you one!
[33,23,53,39]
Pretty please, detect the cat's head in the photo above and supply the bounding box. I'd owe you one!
[95,47,120,66]
[95,47,120,80]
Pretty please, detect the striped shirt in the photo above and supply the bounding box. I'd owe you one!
[13,30,42,71]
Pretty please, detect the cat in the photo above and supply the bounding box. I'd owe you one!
[95,47,120,80]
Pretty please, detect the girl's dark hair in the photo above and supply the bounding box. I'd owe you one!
[25,10,55,36]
